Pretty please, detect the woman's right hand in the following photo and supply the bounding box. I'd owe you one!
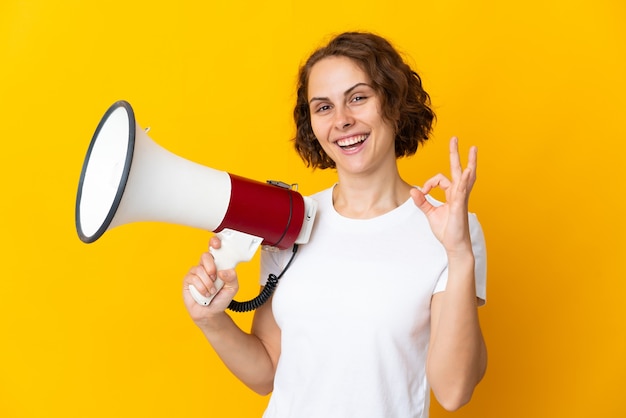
[182,236,240,326]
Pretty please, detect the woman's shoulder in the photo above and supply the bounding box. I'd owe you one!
[308,185,335,208]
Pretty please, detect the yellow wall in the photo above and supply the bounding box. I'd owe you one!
[1,1,624,417]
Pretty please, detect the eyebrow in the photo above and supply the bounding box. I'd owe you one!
[308,82,372,104]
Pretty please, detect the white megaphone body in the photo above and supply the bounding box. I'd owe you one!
[75,100,317,307]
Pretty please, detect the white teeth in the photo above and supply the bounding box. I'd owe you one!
[336,135,368,147]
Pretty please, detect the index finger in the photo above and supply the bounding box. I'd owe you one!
[209,235,222,250]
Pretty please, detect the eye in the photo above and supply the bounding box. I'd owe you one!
[350,95,368,104]
[314,104,332,113]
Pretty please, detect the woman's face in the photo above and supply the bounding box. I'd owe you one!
[307,56,396,176]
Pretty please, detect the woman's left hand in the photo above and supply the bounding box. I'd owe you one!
[410,136,477,256]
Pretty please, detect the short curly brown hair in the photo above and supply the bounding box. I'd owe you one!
[293,32,436,170]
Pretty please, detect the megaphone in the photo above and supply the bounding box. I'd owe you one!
[75,100,317,307]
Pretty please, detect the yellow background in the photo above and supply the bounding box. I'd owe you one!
[1,0,625,417]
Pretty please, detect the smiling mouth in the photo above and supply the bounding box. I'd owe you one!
[336,134,368,150]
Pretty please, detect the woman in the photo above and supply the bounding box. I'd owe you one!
[183,31,487,417]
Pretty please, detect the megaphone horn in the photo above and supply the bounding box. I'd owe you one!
[75,100,317,307]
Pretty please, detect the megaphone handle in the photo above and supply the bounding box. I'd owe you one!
[189,229,263,306]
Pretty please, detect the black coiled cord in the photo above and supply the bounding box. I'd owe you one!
[227,244,299,313]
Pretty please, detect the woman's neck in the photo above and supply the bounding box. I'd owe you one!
[332,171,412,219]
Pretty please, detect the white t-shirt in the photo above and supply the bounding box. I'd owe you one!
[260,187,487,418]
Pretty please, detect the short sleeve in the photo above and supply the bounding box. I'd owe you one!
[433,212,487,305]
[259,246,292,286]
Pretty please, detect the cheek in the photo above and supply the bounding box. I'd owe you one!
[309,118,327,141]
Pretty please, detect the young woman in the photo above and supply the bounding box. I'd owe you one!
[182,31,487,418]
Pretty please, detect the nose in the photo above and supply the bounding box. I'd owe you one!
[334,105,354,130]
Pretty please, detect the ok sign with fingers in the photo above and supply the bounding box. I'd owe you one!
[410,136,478,256]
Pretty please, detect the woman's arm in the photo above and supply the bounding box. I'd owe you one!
[182,237,281,395]
[427,255,487,410]
[410,136,487,410]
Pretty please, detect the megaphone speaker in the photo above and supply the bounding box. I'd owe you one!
[75,100,317,308]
